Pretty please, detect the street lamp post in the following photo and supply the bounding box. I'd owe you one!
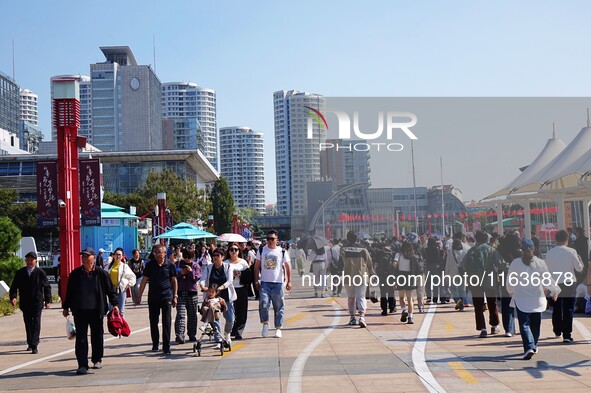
[319,200,326,237]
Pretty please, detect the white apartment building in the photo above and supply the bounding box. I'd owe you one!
[273,90,325,217]
[19,89,38,126]
[162,82,218,170]
[219,126,265,213]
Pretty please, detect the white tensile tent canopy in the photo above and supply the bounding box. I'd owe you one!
[482,119,591,238]
[483,130,566,200]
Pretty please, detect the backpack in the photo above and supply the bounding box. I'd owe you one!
[463,244,486,276]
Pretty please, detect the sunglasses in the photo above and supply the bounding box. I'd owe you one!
[229,248,239,252]
[115,254,123,257]
[266,237,277,241]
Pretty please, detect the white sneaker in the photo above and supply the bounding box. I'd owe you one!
[523,348,535,360]
[274,329,282,338]
[359,318,367,328]
[262,323,269,337]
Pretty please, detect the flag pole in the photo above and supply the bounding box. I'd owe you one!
[441,156,445,236]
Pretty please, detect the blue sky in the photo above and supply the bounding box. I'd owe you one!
[3,1,591,203]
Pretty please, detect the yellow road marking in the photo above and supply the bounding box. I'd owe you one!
[229,343,246,352]
[286,313,306,324]
[326,298,335,303]
[448,362,478,384]
[444,322,454,333]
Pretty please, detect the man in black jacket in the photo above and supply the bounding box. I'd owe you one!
[573,227,590,284]
[62,247,119,375]
[9,252,51,354]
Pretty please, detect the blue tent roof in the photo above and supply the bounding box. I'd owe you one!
[101,203,139,219]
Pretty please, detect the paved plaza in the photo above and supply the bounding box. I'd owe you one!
[1,277,591,392]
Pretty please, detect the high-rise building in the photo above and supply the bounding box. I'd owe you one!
[320,139,371,186]
[19,89,38,126]
[0,71,20,136]
[18,121,42,153]
[219,126,265,213]
[50,75,92,142]
[17,88,43,153]
[161,82,217,169]
[273,90,325,218]
[89,46,162,151]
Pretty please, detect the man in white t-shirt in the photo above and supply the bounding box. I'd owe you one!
[254,230,292,338]
[545,229,584,342]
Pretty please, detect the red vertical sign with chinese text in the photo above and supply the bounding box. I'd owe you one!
[36,161,59,228]
[79,158,101,226]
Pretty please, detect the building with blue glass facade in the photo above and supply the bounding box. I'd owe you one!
[0,149,218,201]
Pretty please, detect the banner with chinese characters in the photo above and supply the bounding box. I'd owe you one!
[36,161,59,228]
[79,158,101,226]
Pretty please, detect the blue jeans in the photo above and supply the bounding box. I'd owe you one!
[450,283,467,307]
[110,289,127,316]
[516,307,541,353]
[212,296,235,342]
[259,282,285,328]
[500,297,515,334]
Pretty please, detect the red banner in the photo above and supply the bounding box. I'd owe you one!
[36,161,59,228]
[79,159,102,226]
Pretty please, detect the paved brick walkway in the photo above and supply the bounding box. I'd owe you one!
[1,277,591,392]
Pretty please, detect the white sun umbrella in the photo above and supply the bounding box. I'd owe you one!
[217,233,247,243]
[483,129,566,200]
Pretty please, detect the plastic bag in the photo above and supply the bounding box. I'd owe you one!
[66,316,76,340]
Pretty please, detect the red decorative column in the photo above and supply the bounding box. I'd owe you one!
[53,78,85,300]
[157,193,167,245]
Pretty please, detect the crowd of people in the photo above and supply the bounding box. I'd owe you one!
[7,227,591,375]
[290,228,591,358]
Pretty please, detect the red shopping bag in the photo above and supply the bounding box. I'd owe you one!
[107,308,131,337]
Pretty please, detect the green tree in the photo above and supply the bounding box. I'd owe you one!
[210,177,235,234]
[103,192,146,215]
[0,186,48,241]
[0,216,23,284]
[0,188,18,213]
[236,207,260,223]
[104,169,211,223]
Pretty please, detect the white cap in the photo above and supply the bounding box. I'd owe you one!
[98,248,105,253]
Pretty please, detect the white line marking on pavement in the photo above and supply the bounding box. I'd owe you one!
[412,304,447,393]
[574,319,591,342]
[286,302,345,393]
[0,326,151,376]
[543,309,591,343]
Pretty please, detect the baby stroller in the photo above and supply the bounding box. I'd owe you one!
[193,304,232,356]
